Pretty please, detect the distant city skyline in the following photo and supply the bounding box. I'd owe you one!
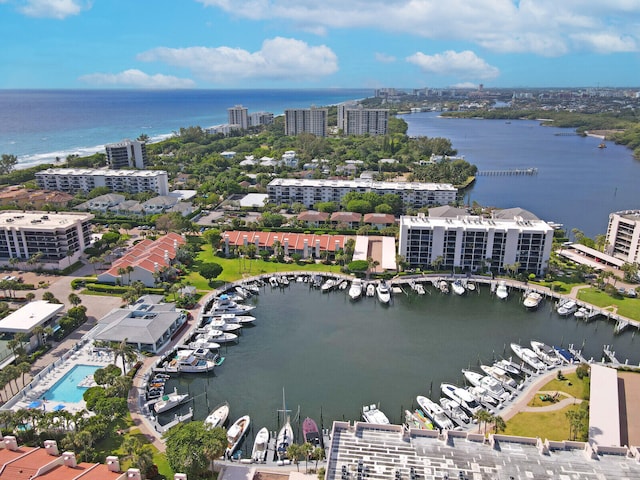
[1,0,639,89]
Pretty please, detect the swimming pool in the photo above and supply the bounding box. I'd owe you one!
[40,364,100,403]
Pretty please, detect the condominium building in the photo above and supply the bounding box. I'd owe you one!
[284,107,328,136]
[249,111,274,127]
[337,102,389,135]
[267,178,457,209]
[0,211,93,268]
[36,168,169,195]
[398,207,554,275]
[105,139,147,169]
[228,105,249,130]
[606,210,640,264]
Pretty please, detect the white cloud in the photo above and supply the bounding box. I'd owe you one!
[375,53,396,63]
[451,82,478,89]
[196,0,640,55]
[79,69,196,89]
[19,0,87,19]
[137,37,338,82]
[407,50,500,80]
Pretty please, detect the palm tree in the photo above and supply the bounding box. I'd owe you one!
[492,415,506,434]
[366,257,379,280]
[117,267,126,286]
[431,255,444,272]
[301,442,313,473]
[286,443,304,471]
[111,339,138,376]
[473,409,493,435]
[126,265,134,285]
[311,446,325,470]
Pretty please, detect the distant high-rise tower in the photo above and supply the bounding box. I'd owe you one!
[228,105,249,130]
[337,103,389,136]
[105,139,147,169]
[284,107,328,137]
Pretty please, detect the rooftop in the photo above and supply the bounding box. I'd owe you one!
[268,178,457,191]
[0,211,93,229]
[0,301,64,332]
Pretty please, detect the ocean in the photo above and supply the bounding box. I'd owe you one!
[0,89,371,169]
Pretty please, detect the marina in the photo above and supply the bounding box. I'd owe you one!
[148,276,640,458]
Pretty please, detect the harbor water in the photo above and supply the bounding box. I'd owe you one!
[161,281,640,454]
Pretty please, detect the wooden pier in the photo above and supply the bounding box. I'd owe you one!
[476,168,538,176]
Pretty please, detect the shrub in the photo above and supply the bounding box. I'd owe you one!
[576,363,590,379]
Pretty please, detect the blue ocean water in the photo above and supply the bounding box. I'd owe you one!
[0,89,371,169]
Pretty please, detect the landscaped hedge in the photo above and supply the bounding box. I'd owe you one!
[84,282,165,295]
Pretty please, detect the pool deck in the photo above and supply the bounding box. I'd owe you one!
[10,341,113,414]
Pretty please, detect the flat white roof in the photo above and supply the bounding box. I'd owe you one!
[0,301,64,332]
[268,178,457,191]
[37,168,166,177]
[567,243,625,268]
[400,214,554,233]
[239,193,269,208]
[589,364,620,446]
[0,211,93,229]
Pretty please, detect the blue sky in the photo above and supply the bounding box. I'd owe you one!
[1,0,639,89]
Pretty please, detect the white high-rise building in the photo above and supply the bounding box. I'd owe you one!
[36,168,169,195]
[105,139,147,169]
[337,103,389,135]
[606,210,640,264]
[249,111,274,127]
[398,207,554,275]
[284,107,328,137]
[228,105,249,130]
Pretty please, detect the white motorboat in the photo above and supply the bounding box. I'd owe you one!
[188,339,221,351]
[451,280,466,296]
[438,280,449,294]
[321,278,336,293]
[376,280,391,304]
[413,282,426,295]
[511,343,548,371]
[523,290,543,310]
[269,277,279,288]
[348,279,363,300]
[416,395,454,430]
[226,415,250,456]
[244,283,260,295]
[494,358,526,377]
[362,404,390,424]
[462,370,510,402]
[234,286,250,299]
[366,283,375,297]
[465,281,476,292]
[466,385,499,408]
[480,364,519,390]
[204,401,229,429]
[439,397,471,426]
[574,307,589,319]
[163,348,217,373]
[154,388,189,414]
[196,327,238,344]
[214,313,255,325]
[252,427,270,463]
[208,318,242,333]
[495,280,508,300]
[206,294,256,315]
[530,340,562,366]
[279,276,290,287]
[556,299,577,316]
[440,383,482,415]
[339,280,348,290]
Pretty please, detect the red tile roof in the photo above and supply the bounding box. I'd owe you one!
[363,213,396,224]
[331,212,362,222]
[222,231,354,252]
[103,233,186,277]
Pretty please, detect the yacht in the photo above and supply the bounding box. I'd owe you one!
[362,404,390,424]
[214,313,255,325]
[439,397,471,426]
[163,348,218,373]
[451,280,466,296]
[462,370,510,403]
[416,395,454,431]
[510,342,548,371]
[269,277,279,288]
[321,278,336,293]
[153,388,189,414]
[413,282,426,295]
[530,340,562,366]
[226,415,250,457]
[204,401,229,429]
[208,318,242,333]
[366,283,375,297]
[251,427,270,463]
[480,364,519,390]
[348,279,363,300]
[206,294,256,316]
[523,290,543,310]
[302,417,322,447]
[376,280,391,304]
[438,280,449,294]
[495,280,508,300]
[195,327,238,344]
[440,382,482,415]
[574,307,589,319]
[556,299,577,316]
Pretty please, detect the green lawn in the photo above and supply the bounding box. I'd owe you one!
[187,245,344,288]
[534,372,589,399]
[503,404,580,441]
[576,287,640,320]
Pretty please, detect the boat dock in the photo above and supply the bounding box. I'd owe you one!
[476,168,538,176]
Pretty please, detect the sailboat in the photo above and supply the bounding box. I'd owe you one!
[276,388,294,462]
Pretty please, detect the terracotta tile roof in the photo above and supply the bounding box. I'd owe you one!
[331,211,362,222]
[103,233,186,277]
[363,213,396,224]
[0,448,50,480]
[222,231,353,252]
[297,211,329,222]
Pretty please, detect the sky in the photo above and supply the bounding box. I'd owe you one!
[0,0,639,89]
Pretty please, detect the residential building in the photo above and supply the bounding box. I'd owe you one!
[331,211,362,229]
[92,295,188,353]
[398,207,554,275]
[249,111,274,127]
[281,150,298,168]
[284,107,328,137]
[0,211,93,269]
[97,232,186,287]
[605,210,640,264]
[0,186,73,209]
[267,178,457,209]
[297,210,329,227]
[337,103,389,135]
[35,168,169,195]
[74,193,125,212]
[204,124,240,135]
[227,105,249,130]
[363,212,396,229]
[105,139,147,169]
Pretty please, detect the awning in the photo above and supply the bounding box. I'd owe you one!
[28,400,42,409]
